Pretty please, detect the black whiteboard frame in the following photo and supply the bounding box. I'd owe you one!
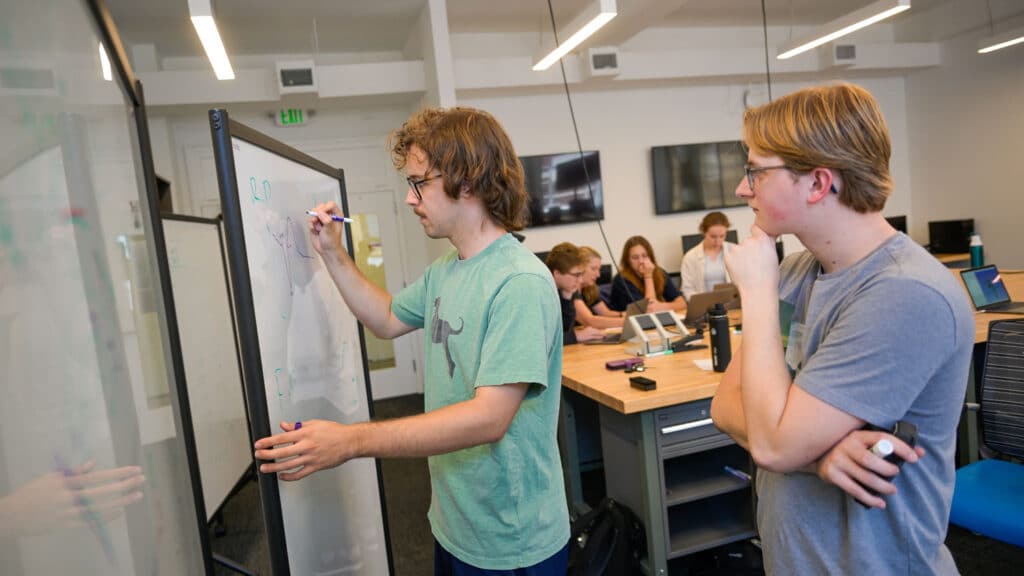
[83,0,215,573]
[208,109,393,576]
[159,213,255,522]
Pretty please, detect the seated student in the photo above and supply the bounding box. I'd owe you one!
[576,246,625,329]
[609,236,686,313]
[680,211,737,301]
[545,243,605,344]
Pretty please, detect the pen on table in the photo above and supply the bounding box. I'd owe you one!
[723,465,751,482]
[305,210,354,223]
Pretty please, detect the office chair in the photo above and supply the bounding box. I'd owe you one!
[948,319,1024,548]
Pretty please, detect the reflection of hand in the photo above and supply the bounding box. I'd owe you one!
[0,461,145,539]
[254,420,351,481]
[307,201,347,257]
[815,430,924,509]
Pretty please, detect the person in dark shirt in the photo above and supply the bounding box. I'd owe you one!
[609,235,686,313]
[545,243,604,345]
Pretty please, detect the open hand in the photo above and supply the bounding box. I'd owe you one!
[0,461,144,538]
[254,420,353,481]
[576,326,606,343]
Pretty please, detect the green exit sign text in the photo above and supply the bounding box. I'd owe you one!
[276,108,307,127]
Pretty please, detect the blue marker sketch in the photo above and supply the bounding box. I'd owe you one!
[267,217,315,296]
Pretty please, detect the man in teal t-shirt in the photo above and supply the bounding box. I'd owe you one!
[254,107,569,573]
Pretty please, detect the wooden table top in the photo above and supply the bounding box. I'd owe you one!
[959,269,1024,344]
[561,331,735,415]
[561,270,1023,416]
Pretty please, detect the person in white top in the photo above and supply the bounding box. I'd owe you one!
[680,211,736,301]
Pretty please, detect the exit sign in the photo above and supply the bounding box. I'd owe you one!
[275,108,308,127]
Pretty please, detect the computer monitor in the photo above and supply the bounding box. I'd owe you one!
[928,219,974,253]
[885,215,907,233]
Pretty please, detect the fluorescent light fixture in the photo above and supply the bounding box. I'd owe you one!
[188,0,235,80]
[98,43,112,81]
[533,0,617,71]
[777,0,911,60]
[978,26,1024,54]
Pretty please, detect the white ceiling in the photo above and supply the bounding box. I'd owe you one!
[104,0,1018,60]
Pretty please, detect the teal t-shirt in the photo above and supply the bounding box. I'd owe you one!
[390,233,569,569]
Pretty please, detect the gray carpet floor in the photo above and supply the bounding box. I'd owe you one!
[209,394,1023,575]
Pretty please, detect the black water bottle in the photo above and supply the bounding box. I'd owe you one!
[708,303,731,372]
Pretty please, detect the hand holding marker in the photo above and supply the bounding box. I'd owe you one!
[305,210,354,223]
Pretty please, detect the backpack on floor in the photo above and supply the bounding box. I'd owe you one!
[567,497,645,576]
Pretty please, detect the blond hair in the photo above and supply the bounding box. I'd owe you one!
[742,83,892,213]
[578,246,602,305]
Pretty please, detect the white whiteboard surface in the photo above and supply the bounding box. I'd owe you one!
[163,217,251,521]
[227,133,389,575]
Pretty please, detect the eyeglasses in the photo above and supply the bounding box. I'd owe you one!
[744,164,790,191]
[406,173,442,202]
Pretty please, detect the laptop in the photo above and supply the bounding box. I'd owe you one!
[587,299,649,344]
[960,265,1024,314]
[684,285,741,328]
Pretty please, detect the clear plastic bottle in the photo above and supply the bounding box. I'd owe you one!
[708,303,731,372]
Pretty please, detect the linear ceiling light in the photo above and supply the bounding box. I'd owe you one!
[98,43,112,81]
[188,0,235,80]
[532,0,617,71]
[777,0,911,60]
[978,26,1024,54]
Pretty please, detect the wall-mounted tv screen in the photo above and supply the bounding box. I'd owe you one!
[651,140,747,215]
[520,151,603,228]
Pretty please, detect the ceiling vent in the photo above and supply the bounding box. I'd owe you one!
[581,47,620,80]
[276,60,317,95]
[831,44,857,67]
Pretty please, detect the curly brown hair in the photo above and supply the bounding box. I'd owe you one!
[388,107,528,231]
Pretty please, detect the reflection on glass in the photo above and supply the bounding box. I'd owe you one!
[0,0,202,572]
[350,213,396,370]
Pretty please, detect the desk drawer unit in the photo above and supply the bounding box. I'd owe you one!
[655,400,731,456]
[654,403,757,561]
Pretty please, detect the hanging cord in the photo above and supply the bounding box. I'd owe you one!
[761,0,773,102]
[544,0,621,277]
[985,0,995,34]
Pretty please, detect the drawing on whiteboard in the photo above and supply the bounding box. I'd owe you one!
[266,216,315,297]
[249,176,271,203]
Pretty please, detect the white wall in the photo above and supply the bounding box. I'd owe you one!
[904,27,1024,267]
[461,76,914,272]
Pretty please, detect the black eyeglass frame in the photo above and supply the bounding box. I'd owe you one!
[743,164,839,194]
[743,164,790,191]
[406,173,442,202]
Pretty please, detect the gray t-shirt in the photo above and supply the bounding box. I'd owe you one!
[758,233,974,575]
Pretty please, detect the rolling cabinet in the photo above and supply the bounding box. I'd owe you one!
[600,399,756,575]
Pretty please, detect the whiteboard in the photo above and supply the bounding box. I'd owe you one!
[210,112,391,576]
[162,216,251,521]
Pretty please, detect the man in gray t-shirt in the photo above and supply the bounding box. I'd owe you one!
[711,83,974,575]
